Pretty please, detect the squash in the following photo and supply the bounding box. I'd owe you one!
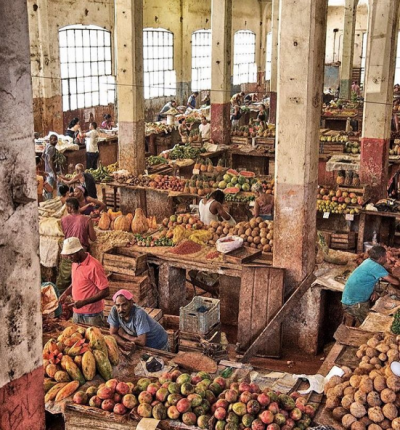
[131,208,149,234]
[126,213,134,223]
[98,212,111,230]
[114,215,131,232]
[108,209,122,221]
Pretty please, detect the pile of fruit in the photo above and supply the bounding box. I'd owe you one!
[147,156,169,166]
[86,163,117,183]
[113,172,152,187]
[148,175,186,192]
[132,234,173,248]
[345,141,361,154]
[145,122,173,136]
[167,144,205,160]
[97,209,157,233]
[72,370,317,429]
[324,332,400,429]
[214,172,257,193]
[43,325,119,403]
[225,194,255,203]
[161,214,205,233]
[320,134,348,143]
[389,145,400,156]
[261,180,275,195]
[317,188,363,214]
[356,246,400,274]
[206,218,273,252]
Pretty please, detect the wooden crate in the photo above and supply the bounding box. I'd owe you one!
[320,142,345,154]
[219,275,241,326]
[255,137,275,146]
[230,136,251,145]
[162,314,180,353]
[331,232,356,250]
[103,250,147,276]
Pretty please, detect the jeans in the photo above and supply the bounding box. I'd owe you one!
[44,173,56,200]
[73,311,105,327]
[86,152,99,169]
[342,301,370,324]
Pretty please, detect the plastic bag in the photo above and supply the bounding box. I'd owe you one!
[216,236,243,253]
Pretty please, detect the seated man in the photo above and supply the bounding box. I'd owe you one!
[108,289,169,351]
[342,245,400,324]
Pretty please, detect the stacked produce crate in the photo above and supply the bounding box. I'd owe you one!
[330,232,356,251]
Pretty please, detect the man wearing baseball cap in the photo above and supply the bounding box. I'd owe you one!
[108,289,169,351]
[59,237,109,326]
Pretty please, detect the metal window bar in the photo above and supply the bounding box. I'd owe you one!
[192,30,212,92]
[59,26,115,111]
[143,28,175,99]
[233,30,256,85]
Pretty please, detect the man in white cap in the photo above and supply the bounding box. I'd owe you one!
[59,237,109,326]
[108,289,169,351]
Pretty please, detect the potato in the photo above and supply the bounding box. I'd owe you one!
[369,370,383,380]
[359,376,374,393]
[367,391,382,407]
[359,363,375,372]
[386,375,400,392]
[368,406,385,423]
[368,337,381,348]
[333,384,346,397]
[350,422,366,430]
[350,402,367,418]
[342,414,357,429]
[379,419,391,430]
[359,416,372,426]
[373,376,387,392]
[326,396,341,409]
[354,390,367,404]
[392,417,400,430]
[369,357,382,366]
[332,406,348,421]
[376,343,390,354]
[380,388,396,403]
[342,394,355,410]
[344,387,356,396]
[350,375,363,389]
[382,403,397,421]
[368,425,383,430]
[361,356,371,363]
[366,347,379,358]
[378,353,387,362]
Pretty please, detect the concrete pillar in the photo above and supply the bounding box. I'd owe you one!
[360,0,399,201]
[0,1,44,428]
[115,0,145,175]
[268,0,279,124]
[339,0,358,100]
[273,0,328,290]
[210,0,232,145]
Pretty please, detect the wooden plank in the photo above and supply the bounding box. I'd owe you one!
[103,253,147,276]
[334,324,374,347]
[237,267,255,348]
[158,263,187,315]
[251,267,270,354]
[219,275,241,326]
[224,247,262,264]
[241,272,315,362]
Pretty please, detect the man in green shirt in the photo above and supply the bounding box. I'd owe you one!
[342,245,400,323]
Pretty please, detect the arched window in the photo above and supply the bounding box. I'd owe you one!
[233,30,257,85]
[192,30,212,92]
[143,28,176,99]
[59,25,115,111]
[265,32,272,80]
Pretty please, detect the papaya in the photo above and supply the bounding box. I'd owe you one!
[86,327,108,356]
[61,355,86,386]
[54,371,71,383]
[55,380,80,402]
[104,335,120,366]
[224,187,240,194]
[93,350,113,381]
[57,325,79,343]
[82,350,96,381]
[44,382,69,402]
[68,339,85,356]
[46,363,58,378]
[74,355,83,368]
[44,378,59,393]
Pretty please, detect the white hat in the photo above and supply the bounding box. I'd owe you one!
[61,237,83,255]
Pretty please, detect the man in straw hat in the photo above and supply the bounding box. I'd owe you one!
[108,289,169,351]
[59,237,109,326]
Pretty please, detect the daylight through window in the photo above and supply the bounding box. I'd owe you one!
[192,30,212,92]
[59,25,115,111]
[233,30,257,85]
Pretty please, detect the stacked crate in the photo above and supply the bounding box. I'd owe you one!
[330,232,356,251]
[162,314,180,353]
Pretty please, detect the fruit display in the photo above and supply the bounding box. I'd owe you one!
[113,171,153,187]
[132,234,173,247]
[87,163,116,182]
[145,122,173,136]
[148,175,186,192]
[43,325,119,403]
[97,209,157,232]
[206,218,274,253]
[72,371,317,429]
[317,187,363,215]
[324,332,400,429]
[147,155,169,166]
[389,145,400,156]
[345,141,361,154]
[167,144,205,160]
[225,194,255,203]
[356,246,400,274]
[320,134,348,143]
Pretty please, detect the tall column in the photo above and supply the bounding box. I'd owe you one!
[0,0,44,429]
[268,0,279,124]
[210,0,232,146]
[360,0,399,201]
[339,0,358,100]
[273,0,328,290]
[115,0,145,175]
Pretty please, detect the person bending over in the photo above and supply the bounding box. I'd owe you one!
[199,190,235,226]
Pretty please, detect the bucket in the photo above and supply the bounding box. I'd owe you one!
[364,242,373,253]
[166,114,175,126]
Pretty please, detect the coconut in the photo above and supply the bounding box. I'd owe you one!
[392,417,400,430]
[350,402,367,418]
[376,343,390,354]
[366,347,379,358]
[373,376,387,393]
[326,396,341,409]
[332,407,348,421]
[359,377,374,393]
[350,375,362,389]
[382,403,398,420]
[354,390,367,404]
[380,388,396,403]
[342,414,357,429]
[367,391,382,407]
[350,422,366,430]
[368,406,384,423]
[344,387,356,396]
[386,375,400,392]
[342,394,355,410]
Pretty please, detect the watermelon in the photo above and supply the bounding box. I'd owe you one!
[224,187,240,194]
[239,171,255,178]
[227,169,239,176]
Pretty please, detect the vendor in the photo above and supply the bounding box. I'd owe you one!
[199,190,236,226]
[73,185,106,216]
[257,104,268,126]
[231,91,245,106]
[66,118,81,140]
[342,245,400,324]
[231,103,242,128]
[42,134,58,200]
[251,183,274,220]
[244,93,258,104]
[187,92,199,109]
[59,164,97,199]
[178,118,192,142]
[79,122,99,169]
[201,92,210,106]
[199,116,211,141]
[108,289,169,351]
[101,114,114,130]
[158,100,177,121]
[59,237,109,326]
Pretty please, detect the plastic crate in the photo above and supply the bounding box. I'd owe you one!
[179,296,220,335]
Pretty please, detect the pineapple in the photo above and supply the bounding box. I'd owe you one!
[344,170,353,186]
[352,172,361,187]
[336,170,345,185]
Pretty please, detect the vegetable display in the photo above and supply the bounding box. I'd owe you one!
[72,371,317,429]
[168,144,205,160]
[324,332,400,429]
[147,156,169,166]
[87,163,115,182]
[391,310,400,335]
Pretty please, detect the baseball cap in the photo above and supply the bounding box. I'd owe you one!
[61,237,83,255]
[113,289,134,302]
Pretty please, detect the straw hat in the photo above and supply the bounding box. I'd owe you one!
[61,237,83,255]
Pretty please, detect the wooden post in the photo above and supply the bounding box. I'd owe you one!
[158,263,187,315]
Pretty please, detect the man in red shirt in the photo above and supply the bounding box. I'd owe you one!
[59,237,109,327]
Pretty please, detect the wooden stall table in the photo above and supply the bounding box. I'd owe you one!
[98,135,118,166]
[356,209,400,253]
[199,148,229,165]
[229,147,274,175]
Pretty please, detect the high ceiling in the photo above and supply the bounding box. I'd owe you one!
[328,0,367,6]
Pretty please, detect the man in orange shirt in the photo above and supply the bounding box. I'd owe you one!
[59,237,109,327]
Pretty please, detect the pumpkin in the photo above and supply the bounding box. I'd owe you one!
[131,208,149,234]
[98,212,111,230]
[108,209,122,221]
[114,215,131,232]
[126,213,134,223]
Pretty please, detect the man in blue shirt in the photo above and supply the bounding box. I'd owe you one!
[342,245,400,323]
[108,289,169,351]
[187,92,199,109]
